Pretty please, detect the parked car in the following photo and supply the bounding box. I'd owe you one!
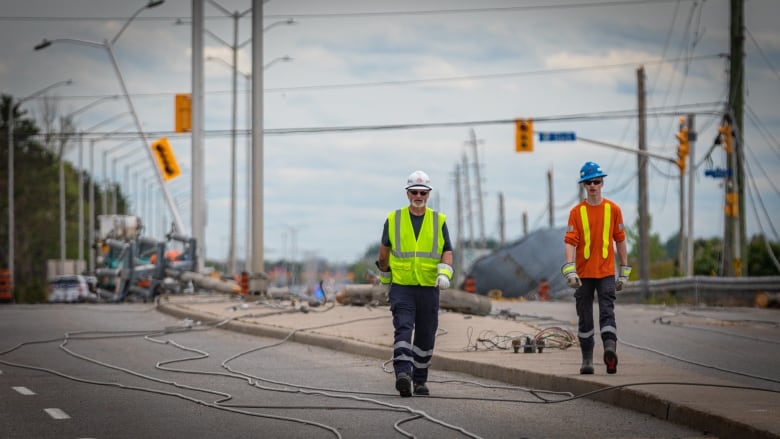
[48,275,98,303]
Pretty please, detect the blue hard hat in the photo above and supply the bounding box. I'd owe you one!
[579,161,607,182]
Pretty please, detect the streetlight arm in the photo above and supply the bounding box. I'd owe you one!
[16,79,73,106]
[65,95,120,122]
[203,28,232,49]
[111,0,165,46]
[36,38,105,51]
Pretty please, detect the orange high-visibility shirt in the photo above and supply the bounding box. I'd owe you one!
[564,198,626,279]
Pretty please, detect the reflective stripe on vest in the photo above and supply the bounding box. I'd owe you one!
[579,202,611,260]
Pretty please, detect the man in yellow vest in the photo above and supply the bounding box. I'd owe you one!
[376,170,454,397]
[562,162,631,375]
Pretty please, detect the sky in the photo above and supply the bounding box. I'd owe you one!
[1,0,779,270]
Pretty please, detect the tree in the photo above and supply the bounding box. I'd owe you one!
[747,235,780,276]
[1,93,126,302]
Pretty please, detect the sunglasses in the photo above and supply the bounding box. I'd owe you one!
[583,179,603,186]
[408,190,429,196]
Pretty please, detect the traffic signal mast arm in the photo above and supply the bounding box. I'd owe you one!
[576,135,679,164]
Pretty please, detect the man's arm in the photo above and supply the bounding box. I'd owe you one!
[564,243,576,264]
[440,250,452,266]
[377,244,391,272]
[616,239,628,266]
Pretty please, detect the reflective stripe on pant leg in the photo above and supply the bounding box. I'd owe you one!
[389,285,415,376]
[412,287,439,384]
[597,276,618,341]
[574,278,597,350]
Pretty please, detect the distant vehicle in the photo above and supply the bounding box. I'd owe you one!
[48,275,97,303]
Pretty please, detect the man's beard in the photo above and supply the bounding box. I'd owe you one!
[412,199,426,209]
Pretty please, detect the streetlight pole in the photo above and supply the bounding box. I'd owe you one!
[206,54,292,272]
[7,79,72,297]
[205,0,250,275]
[194,3,293,275]
[58,95,119,274]
[35,0,186,236]
[251,0,265,283]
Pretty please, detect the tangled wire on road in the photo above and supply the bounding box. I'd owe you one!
[463,326,578,352]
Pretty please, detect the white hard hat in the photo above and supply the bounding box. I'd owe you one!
[405,170,433,191]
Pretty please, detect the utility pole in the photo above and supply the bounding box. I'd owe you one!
[466,129,486,248]
[522,211,528,236]
[686,114,696,277]
[192,0,205,272]
[546,167,554,227]
[637,66,650,298]
[677,117,686,275]
[498,192,505,246]
[725,0,746,276]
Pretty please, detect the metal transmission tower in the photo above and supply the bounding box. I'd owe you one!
[466,129,487,249]
[453,163,465,284]
[461,153,475,248]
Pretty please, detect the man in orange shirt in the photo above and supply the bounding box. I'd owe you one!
[562,162,631,375]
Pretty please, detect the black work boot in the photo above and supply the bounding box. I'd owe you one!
[580,349,594,375]
[604,339,618,374]
[395,373,412,397]
[413,382,430,396]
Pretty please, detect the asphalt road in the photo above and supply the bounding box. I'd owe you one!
[0,303,713,438]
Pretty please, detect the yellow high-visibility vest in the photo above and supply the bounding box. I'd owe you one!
[388,207,446,286]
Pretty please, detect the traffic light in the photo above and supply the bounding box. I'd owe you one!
[151,137,181,181]
[175,93,192,133]
[718,121,733,153]
[515,119,534,152]
[675,117,689,173]
[724,192,738,217]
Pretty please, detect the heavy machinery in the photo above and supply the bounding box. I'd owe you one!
[93,215,239,302]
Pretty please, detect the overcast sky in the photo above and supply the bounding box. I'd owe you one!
[1,0,778,268]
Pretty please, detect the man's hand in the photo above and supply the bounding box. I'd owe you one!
[616,265,632,291]
[561,262,582,289]
[436,263,453,290]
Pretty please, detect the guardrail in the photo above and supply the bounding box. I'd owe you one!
[618,275,780,305]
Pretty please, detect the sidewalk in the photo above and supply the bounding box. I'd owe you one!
[157,294,780,439]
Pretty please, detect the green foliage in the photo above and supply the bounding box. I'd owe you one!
[692,237,722,276]
[747,235,780,276]
[1,94,127,303]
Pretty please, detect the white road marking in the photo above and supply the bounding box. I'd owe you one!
[12,386,35,395]
[44,408,71,420]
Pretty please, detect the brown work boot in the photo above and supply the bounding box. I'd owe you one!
[604,339,618,374]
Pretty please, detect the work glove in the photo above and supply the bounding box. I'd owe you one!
[616,265,632,292]
[375,261,391,296]
[436,263,453,290]
[561,262,582,289]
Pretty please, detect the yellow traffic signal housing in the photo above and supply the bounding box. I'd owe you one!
[718,122,733,153]
[515,119,534,152]
[175,93,192,133]
[724,192,738,217]
[675,118,689,172]
[151,137,181,181]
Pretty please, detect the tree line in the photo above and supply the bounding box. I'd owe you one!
[1,94,127,303]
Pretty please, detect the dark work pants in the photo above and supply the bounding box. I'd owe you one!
[574,277,617,351]
[389,284,439,385]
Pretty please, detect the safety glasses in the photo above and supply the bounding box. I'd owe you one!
[408,190,429,196]
[583,179,602,186]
